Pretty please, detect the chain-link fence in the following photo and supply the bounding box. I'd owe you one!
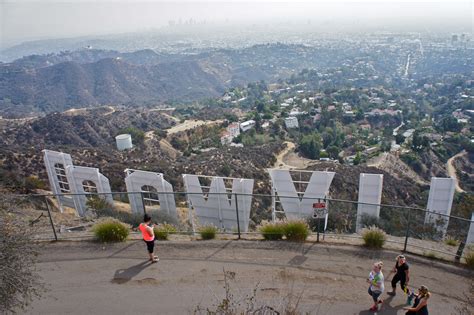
[1,194,58,241]
[3,191,472,262]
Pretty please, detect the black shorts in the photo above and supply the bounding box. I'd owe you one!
[391,273,407,290]
[144,239,155,253]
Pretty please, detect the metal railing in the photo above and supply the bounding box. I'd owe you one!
[2,191,472,262]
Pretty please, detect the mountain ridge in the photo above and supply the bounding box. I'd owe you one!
[0,44,349,116]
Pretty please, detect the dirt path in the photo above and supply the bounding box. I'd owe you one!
[29,241,472,315]
[274,141,296,169]
[63,108,88,116]
[165,119,223,135]
[447,150,467,193]
[159,138,180,159]
[274,141,315,169]
[161,112,180,123]
[144,130,155,141]
[102,105,116,116]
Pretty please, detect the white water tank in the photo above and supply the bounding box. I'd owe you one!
[116,134,133,150]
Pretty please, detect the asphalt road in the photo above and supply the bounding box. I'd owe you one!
[28,240,472,314]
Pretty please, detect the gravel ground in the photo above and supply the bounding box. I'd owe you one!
[28,240,473,315]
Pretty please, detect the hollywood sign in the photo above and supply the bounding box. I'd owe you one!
[43,150,472,242]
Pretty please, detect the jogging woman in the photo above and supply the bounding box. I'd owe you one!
[139,214,158,263]
[403,285,430,315]
[387,254,410,296]
[367,261,385,312]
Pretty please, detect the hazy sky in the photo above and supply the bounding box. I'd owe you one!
[1,0,472,47]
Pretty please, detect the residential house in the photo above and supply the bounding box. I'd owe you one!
[285,116,299,129]
[240,120,256,132]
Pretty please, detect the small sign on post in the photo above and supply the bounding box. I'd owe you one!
[313,201,328,243]
[312,202,328,219]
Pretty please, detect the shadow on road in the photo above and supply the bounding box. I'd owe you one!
[204,240,233,260]
[358,295,406,315]
[107,241,140,259]
[112,260,151,284]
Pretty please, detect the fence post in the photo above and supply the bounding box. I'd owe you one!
[455,241,466,263]
[403,208,411,252]
[234,193,241,240]
[316,198,321,243]
[44,196,58,241]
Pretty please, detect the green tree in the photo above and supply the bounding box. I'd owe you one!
[254,112,263,133]
[326,145,340,159]
[411,131,429,152]
[353,152,362,165]
[299,133,322,159]
[232,134,242,144]
[322,130,334,148]
[224,113,238,123]
[438,116,462,132]
[256,101,265,113]
[395,134,405,145]
[381,141,391,152]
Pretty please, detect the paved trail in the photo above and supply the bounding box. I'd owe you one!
[29,241,472,314]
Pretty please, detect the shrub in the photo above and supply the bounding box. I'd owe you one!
[92,219,129,242]
[361,226,386,249]
[464,247,474,269]
[1,196,45,313]
[24,175,47,191]
[283,220,310,242]
[424,251,438,260]
[359,213,380,229]
[199,225,218,240]
[154,223,177,240]
[259,222,285,240]
[444,236,459,246]
[86,196,112,212]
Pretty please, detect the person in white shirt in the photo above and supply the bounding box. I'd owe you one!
[367,261,385,312]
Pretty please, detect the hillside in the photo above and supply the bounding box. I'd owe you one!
[0,44,364,117]
[0,109,431,207]
[1,107,174,148]
[0,58,226,116]
[0,108,282,195]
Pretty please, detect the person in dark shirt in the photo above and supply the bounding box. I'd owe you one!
[403,285,430,315]
[387,254,410,296]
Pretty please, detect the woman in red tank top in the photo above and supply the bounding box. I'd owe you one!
[139,214,158,263]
